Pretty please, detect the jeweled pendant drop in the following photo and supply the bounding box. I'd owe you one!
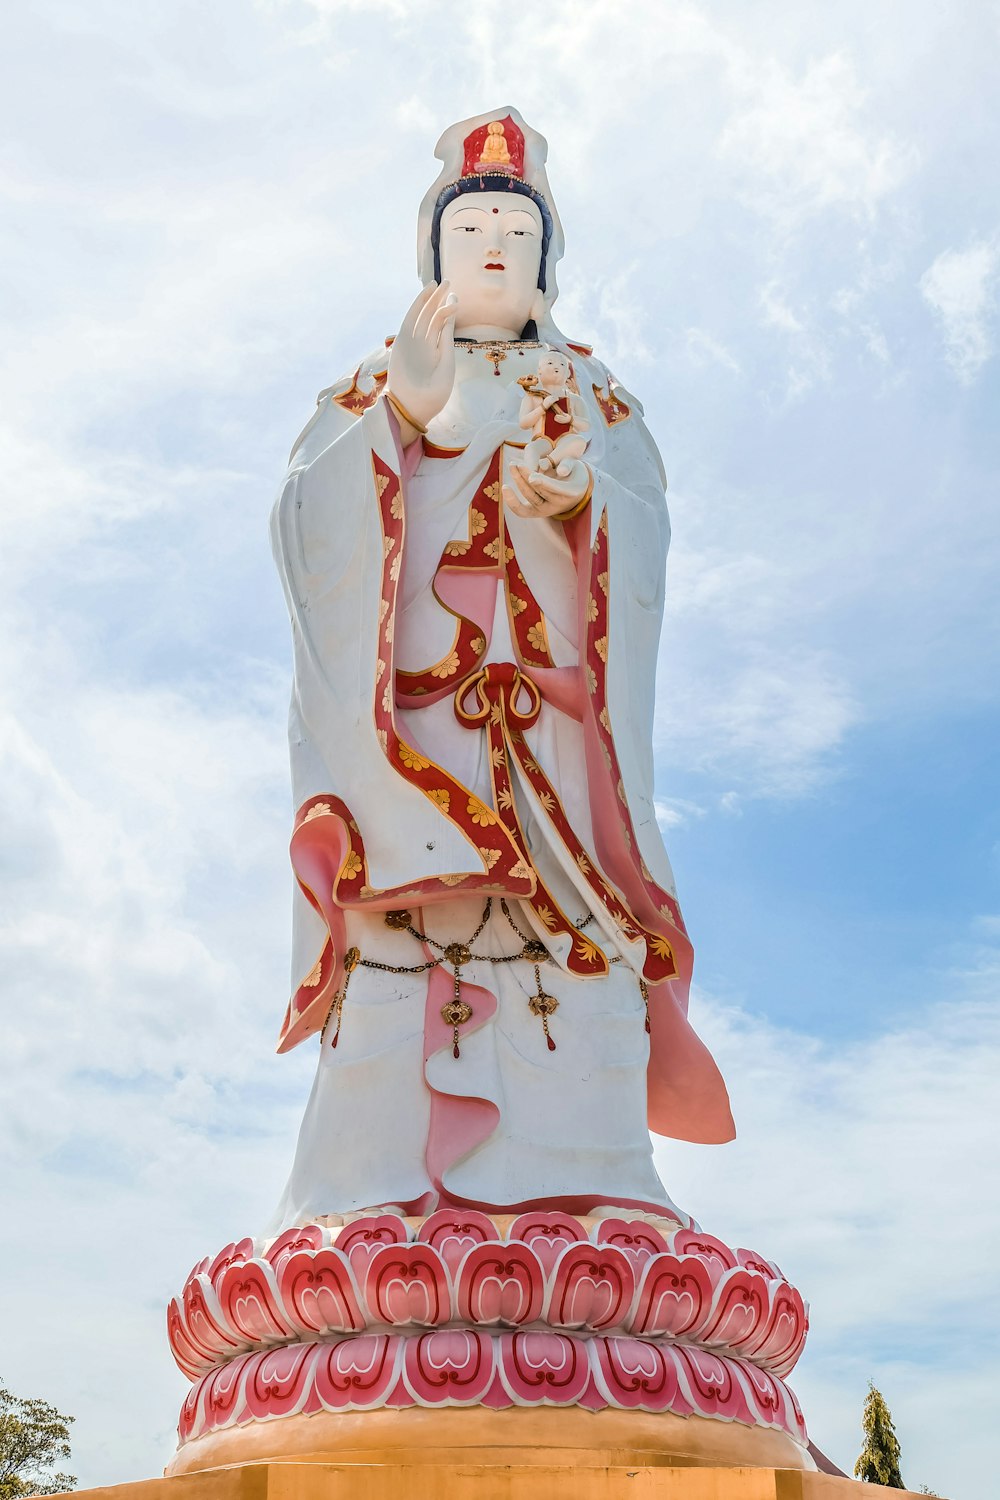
[546,1034,556,1051]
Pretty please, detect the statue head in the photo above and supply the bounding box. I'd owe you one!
[417,109,567,341]
[436,189,548,336]
[535,348,572,389]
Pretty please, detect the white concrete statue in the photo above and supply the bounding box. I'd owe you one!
[268,108,735,1230]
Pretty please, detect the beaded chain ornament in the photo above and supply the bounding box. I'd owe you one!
[456,337,542,376]
[320,898,652,1058]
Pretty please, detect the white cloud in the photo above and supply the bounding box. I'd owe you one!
[754,282,837,402]
[682,327,742,373]
[659,645,857,796]
[719,51,918,229]
[557,264,657,371]
[920,237,1000,383]
[656,511,859,796]
[760,281,805,333]
[654,796,707,830]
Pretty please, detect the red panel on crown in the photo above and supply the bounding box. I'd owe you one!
[461,116,525,178]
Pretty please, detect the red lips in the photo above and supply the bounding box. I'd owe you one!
[485,262,505,270]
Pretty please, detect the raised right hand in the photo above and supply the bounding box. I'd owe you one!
[386,282,458,430]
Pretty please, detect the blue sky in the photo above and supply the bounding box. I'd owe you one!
[1,3,998,1496]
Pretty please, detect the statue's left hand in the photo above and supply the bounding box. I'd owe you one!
[503,460,592,520]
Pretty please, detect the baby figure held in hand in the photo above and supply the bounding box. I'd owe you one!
[517,348,590,479]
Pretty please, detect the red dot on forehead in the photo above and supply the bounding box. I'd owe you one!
[492,208,499,214]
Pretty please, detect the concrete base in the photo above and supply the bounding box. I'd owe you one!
[55,1462,939,1500]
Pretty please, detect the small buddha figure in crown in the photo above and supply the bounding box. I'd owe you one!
[477,119,511,169]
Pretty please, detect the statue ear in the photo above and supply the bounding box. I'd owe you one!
[530,287,546,323]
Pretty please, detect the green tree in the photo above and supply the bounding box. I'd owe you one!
[0,1383,75,1499]
[854,1381,905,1489]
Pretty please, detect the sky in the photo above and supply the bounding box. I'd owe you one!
[1,1,998,1496]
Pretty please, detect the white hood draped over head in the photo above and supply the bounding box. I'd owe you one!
[416,106,570,345]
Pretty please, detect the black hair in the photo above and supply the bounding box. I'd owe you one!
[430,174,553,290]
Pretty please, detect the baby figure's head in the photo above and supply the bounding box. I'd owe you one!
[536,348,572,389]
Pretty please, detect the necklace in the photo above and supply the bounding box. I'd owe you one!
[457,338,542,376]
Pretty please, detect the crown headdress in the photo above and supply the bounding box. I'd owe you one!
[459,116,526,180]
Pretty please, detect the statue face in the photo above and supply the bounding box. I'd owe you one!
[439,191,544,334]
[537,350,570,386]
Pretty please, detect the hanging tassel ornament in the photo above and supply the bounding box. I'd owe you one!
[323,946,360,1048]
[528,965,560,1050]
[639,976,651,1034]
[441,963,473,1058]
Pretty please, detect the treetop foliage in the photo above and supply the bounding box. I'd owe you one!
[854,1380,905,1489]
[0,1383,75,1500]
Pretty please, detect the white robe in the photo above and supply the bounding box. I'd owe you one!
[267,342,732,1229]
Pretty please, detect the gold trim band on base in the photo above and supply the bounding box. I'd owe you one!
[167,1406,815,1476]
